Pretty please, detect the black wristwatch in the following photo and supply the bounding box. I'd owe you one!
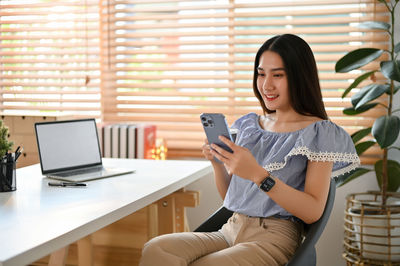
[259,175,275,192]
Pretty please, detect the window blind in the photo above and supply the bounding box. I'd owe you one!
[0,0,101,118]
[100,0,389,163]
[0,0,390,163]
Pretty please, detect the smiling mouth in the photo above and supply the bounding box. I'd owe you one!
[265,95,278,101]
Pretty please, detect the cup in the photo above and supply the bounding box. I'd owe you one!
[0,161,16,192]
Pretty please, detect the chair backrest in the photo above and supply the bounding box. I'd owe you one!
[286,178,336,266]
[194,205,233,232]
[194,178,336,266]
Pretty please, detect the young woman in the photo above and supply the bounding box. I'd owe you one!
[139,34,360,266]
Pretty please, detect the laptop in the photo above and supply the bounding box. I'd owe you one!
[35,118,134,182]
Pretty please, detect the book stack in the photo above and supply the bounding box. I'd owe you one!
[99,123,157,159]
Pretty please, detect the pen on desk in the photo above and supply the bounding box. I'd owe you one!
[48,181,87,187]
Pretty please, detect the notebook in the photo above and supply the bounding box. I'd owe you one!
[35,118,134,182]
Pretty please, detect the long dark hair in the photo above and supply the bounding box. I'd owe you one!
[252,34,328,120]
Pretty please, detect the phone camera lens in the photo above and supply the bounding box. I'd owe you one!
[203,122,209,127]
[201,116,206,121]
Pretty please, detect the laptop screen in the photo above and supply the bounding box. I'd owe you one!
[35,119,102,174]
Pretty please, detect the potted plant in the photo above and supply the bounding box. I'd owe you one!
[0,119,15,192]
[0,120,13,157]
[334,0,400,263]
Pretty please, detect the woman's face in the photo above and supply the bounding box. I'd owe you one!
[256,51,291,112]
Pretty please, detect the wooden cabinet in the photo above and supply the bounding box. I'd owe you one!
[0,114,69,168]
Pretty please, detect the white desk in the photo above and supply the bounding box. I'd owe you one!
[0,158,212,266]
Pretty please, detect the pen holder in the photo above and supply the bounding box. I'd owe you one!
[0,160,16,192]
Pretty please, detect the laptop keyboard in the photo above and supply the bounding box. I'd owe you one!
[56,167,103,177]
[47,167,134,182]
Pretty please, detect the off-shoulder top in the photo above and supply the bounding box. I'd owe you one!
[223,112,360,218]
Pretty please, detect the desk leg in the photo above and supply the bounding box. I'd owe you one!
[156,190,200,234]
[157,196,176,234]
[48,246,69,266]
[147,203,159,239]
[175,190,199,232]
[77,235,93,266]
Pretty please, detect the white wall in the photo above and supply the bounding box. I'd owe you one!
[316,170,377,266]
[185,170,223,231]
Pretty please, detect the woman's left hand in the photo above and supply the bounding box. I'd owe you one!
[210,136,265,183]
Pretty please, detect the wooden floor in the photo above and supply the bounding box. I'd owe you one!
[32,246,143,266]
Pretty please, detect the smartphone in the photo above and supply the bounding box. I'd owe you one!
[200,113,233,163]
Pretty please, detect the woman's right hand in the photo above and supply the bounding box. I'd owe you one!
[202,138,232,199]
[202,139,214,161]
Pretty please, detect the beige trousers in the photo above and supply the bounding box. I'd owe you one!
[139,213,303,266]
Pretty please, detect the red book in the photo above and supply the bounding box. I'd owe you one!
[137,124,156,159]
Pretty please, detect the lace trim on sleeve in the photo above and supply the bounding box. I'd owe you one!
[263,146,360,178]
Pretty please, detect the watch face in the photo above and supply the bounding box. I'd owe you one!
[260,176,275,192]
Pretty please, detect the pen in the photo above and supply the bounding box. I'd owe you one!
[48,181,87,187]
[15,146,21,154]
[15,147,23,161]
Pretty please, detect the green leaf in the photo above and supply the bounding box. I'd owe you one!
[343,103,377,115]
[395,42,400,54]
[336,167,372,187]
[375,160,400,192]
[341,71,377,98]
[386,85,400,95]
[359,21,390,31]
[355,141,376,156]
[351,84,388,109]
[381,60,400,82]
[351,127,372,144]
[372,115,400,148]
[335,48,384,73]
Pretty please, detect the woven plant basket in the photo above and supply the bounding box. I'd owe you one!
[343,191,400,265]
